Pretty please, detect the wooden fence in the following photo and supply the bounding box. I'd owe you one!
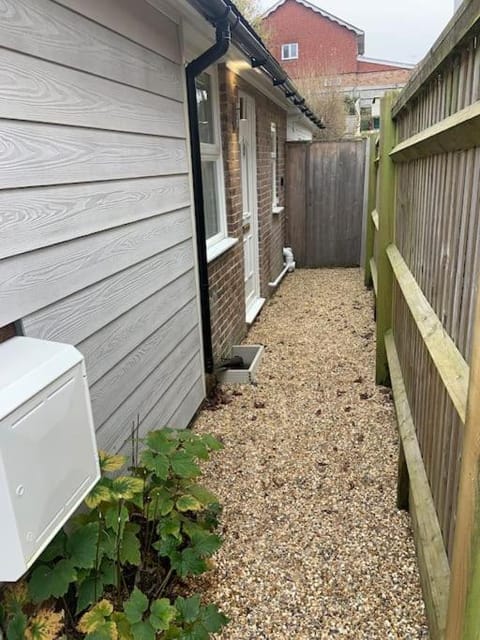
[286,139,366,267]
[364,3,480,639]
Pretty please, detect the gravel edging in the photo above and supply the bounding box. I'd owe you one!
[192,269,429,639]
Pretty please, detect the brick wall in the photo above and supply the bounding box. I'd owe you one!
[264,0,360,77]
[207,64,287,362]
[335,68,412,89]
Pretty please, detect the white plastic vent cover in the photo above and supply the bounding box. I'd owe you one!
[0,337,100,581]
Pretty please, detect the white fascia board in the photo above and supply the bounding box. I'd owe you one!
[357,55,416,70]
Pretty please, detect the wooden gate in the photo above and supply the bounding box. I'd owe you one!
[286,139,366,267]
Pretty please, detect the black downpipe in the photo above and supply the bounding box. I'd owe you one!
[186,16,232,375]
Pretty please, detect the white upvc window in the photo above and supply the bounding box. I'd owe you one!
[196,68,229,256]
[281,43,298,60]
[271,122,279,208]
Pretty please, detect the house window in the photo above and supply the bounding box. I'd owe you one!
[281,43,298,60]
[271,123,279,208]
[196,69,227,250]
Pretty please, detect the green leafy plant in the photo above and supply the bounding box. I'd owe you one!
[0,429,228,639]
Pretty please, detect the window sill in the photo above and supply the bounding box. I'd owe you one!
[207,237,239,264]
[272,206,285,215]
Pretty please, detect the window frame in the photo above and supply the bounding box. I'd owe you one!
[270,122,279,209]
[281,43,299,60]
[197,67,228,254]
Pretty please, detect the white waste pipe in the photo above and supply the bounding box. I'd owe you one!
[268,248,296,288]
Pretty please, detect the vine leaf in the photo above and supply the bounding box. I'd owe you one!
[124,588,148,625]
[171,549,206,577]
[145,431,178,455]
[85,482,113,509]
[130,621,154,640]
[190,531,222,558]
[176,495,202,512]
[149,598,176,631]
[119,524,141,566]
[175,595,201,624]
[67,522,100,569]
[200,604,229,633]
[141,451,169,480]
[111,477,144,500]
[29,560,77,603]
[99,451,126,474]
[170,452,201,479]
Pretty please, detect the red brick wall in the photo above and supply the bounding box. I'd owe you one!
[264,0,360,77]
[335,68,412,88]
[357,60,409,73]
[207,64,287,362]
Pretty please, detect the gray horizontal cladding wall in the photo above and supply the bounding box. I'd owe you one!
[0,0,205,452]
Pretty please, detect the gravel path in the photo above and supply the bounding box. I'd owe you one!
[192,269,429,639]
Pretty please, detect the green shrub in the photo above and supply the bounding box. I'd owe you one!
[0,429,228,640]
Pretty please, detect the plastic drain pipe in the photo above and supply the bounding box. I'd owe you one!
[186,13,232,374]
[269,248,296,288]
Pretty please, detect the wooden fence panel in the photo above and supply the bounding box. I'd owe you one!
[286,139,366,267]
[364,3,480,637]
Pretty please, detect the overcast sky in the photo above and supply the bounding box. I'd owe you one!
[261,0,454,64]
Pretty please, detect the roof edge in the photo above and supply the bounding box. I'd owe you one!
[263,0,364,37]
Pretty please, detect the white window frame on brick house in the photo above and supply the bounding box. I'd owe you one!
[271,122,278,208]
[196,67,235,262]
[281,43,298,60]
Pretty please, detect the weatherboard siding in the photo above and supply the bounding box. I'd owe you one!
[0,0,204,452]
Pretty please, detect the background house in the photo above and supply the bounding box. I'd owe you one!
[263,0,415,131]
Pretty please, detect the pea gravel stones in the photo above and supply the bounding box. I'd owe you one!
[191,269,429,640]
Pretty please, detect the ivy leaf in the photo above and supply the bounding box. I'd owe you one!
[119,524,141,566]
[28,559,77,603]
[171,549,206,577]
[200,604,229,633]
[86,482,113,509]
[153,536,180,559]
[157,514,181,539]
[38,529,67,563]
[202,434,223,451]
[175,596,201,624]
[170,452,201,479]
[67,522,100,569]
[100,558,118,587]
[76,573,105,614]
[99,450,126,474]
[147,488,174,518]
[111,477,144,500]
[183,439,209,460]
[112,612,134,640]
[190,531,222,558]
[87,626,118,640]
[141,451,169,480]
[130,621,154,640]
[187,484,220,507]
[105,505,129,536]
[77,599,113,634]
[6,610,27,640]
[149,598,176,631]
[124,588,149,625]
[179,624,209,640]
[145,431,178,455]
[176,495,202,512]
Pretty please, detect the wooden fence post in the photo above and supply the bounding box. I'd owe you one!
[363,134,378,287]
[445,288,480,639]
[375,92,398,386]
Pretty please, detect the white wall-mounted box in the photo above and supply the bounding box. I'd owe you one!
[0,337,100,582]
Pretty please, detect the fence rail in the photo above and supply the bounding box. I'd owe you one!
[364,2,480,637]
